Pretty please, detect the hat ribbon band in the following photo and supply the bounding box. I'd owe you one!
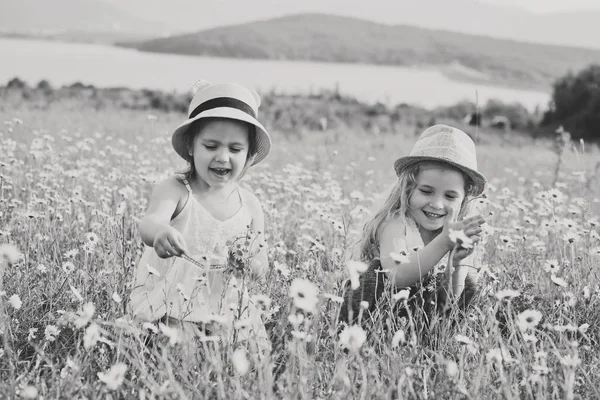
[189,97,256,119]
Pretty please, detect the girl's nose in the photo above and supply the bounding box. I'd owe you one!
[429,196,444,209]
[215,149,230,163]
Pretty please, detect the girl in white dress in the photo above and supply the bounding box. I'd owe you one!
[129,81,272,351]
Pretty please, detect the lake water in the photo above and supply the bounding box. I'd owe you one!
[0,37,550,111]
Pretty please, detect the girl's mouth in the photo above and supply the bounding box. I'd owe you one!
[210,167,231,177]
[423,210,445,220]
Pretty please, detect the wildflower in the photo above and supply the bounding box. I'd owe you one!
[0,244,21,265]
[74,302,95,328]
[499,235,512,245]
[578,323,589,333]
[27,328,38,341]
[393,289,410,303]
[98,362,127,390]
[389,251,411,264]
[37,264,47,273]
[583,286,591,300]
[517,310,543,332]
[146,264,160,277]
[339,325,367,352]
[445,361,459,378]
[45,325,60,342]
[522,333,538,344]
[551,275,568,288]
[346,260,368,290]
[159,323,180,346]
[112,292,122,303]
[232,348,250,375]
[449,229,474,249]
[322,293,344,303]
[64,249,79,259]
[289,278,319,313]
[21,386,38,399]
[454,334,473,345]
[84,323,101,350]
[62,262,75,274]
[391,330,406,347]
[288,313,304,327]
[543,259,560,274]
[547,188,564,203]
[8,294,22,310]
[142,322,158,334]
[495,289,520,300]
[273,261,291,278]
[69,285,84,302]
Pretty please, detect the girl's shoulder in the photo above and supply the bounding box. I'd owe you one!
[154,175,189,196]
[239,187,263,213]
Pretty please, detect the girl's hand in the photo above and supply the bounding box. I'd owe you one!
[441,207,485,251]
[152,226,188,258]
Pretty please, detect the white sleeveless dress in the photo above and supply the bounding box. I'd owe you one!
[129,179,269,349]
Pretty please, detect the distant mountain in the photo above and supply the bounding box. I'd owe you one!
[101,0,600,50]
[0,0,168,35]
[119,13,600,90]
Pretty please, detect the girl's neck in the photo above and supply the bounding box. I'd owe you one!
[417,224,440,246]
[190,177,238,199]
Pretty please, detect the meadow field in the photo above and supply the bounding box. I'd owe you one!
[0,101,600,399]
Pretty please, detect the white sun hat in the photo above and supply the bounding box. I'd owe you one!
[171,80,271,165]
[393,124,487,196]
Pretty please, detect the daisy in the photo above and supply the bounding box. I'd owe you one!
[289,278,319,313]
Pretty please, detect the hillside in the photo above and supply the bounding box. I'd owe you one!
[119,13,600,90]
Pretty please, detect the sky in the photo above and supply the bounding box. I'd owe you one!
[482,0,600,12]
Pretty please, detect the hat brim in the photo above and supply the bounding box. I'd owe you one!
[171,108,271,166]
[394,156,487,196]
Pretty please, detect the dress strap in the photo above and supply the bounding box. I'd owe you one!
[182,179,193,193]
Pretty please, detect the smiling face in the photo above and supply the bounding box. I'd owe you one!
[407,162,467,233]
[190,118,251,189]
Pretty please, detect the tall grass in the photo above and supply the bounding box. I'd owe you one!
[0,105,599,399]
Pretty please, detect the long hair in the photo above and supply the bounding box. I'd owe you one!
[359,161,475,263]
[176,117,258,183]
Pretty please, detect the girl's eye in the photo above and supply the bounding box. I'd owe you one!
[446,195,457,200]
[419,189,432,195]
[230,147,242,153]
[204,145,217,150]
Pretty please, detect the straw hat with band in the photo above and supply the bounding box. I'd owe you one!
[393,124,487,196]
[171,81,271,166]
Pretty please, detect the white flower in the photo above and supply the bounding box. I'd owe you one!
[454,334,473,345]
[346,261,368,290]
[448,229,474,249]
[98,362,127,390]
[20,386,38,399]
[551,275,568,288]
[445,360,459,378]
[517,310,543,332]
[37,264,47,273]
[543,259,560,274]
[84,323,101,350]
[289,278,319,313]
[62,262,75,274]
[322,293,344,303]
[232,348,250,376]
[250,294,272,312]
[146,263,160,277]
[495,289,520,300]
[273,261,291,278]
[159,323,180,346]
[393,289,410,303]
[69,285,84,302]
[578,323,590,333]
[45,325,60,342]
[8,294,22,310]
[288,313,304,327]
[74,302,95,328]
[389,252,411,264]
[391,330,406,347]
[111,292,122,304]
[339,325,367,352]
[0,243,22,264]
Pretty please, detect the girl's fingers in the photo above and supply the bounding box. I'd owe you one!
[166,236,183,256]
